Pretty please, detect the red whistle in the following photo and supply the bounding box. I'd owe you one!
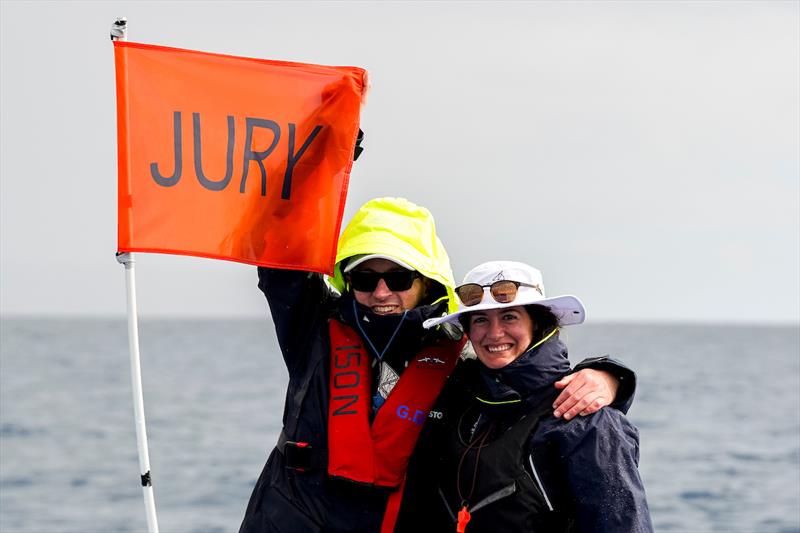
[456,505,471,533]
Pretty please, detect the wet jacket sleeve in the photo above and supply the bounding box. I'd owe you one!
[573,356,636,414]
[549,411,653,533]
[257,267,335,376]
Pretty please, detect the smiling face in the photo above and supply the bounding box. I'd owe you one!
[350,258,427,315]
[467,306,536,369]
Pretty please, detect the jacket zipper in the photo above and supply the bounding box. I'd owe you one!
[528,454,554,511]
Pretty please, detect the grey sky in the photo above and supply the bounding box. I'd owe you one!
[1,1,798,322]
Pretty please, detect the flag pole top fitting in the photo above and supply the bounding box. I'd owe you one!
[116,252,134,265]
[110,17,127,41]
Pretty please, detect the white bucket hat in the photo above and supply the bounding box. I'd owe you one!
[423,260,586,329]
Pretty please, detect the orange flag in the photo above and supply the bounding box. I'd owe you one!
[114,41,366,273]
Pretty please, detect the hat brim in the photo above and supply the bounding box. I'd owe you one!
[343,254,415,273]
[423,294,586,329]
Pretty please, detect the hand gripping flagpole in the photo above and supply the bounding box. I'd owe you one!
[112,17,160,533]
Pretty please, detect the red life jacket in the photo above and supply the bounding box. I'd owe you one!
[327,319,464,488]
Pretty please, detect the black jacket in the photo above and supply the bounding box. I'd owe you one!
[240,269,639,533]
[397,333,653,533]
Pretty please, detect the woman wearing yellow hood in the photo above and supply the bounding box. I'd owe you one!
[239,197,635,533]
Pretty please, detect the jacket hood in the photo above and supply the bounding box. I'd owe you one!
[327,197,458,314]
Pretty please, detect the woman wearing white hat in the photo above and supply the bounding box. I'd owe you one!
[396,261,653,533]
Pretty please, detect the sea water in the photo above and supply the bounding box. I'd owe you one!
[1,318,798,533]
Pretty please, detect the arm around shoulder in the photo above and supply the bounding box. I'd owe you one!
[572,356,637,413]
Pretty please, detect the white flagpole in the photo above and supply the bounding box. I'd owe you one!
[112,17,160,533]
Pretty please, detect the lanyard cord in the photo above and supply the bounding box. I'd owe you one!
[352,299,408,361]
[456,419,495,509]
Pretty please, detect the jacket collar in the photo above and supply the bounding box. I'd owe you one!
[337,293,448,368]
[475,331,571,412]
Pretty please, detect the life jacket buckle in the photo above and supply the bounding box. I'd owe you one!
[278,430,321,472]
[283,440,312,471]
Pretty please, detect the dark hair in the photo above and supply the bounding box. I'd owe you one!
[523,304,560,343]
[459,304,559,344]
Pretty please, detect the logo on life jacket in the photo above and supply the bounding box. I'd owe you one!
[395,404,428,425]
[417,355,447,366]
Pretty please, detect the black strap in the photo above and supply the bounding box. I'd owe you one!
[353,128,365,161]
[277,430,328,471]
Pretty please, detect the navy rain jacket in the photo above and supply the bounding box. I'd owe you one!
[397,333,652,532]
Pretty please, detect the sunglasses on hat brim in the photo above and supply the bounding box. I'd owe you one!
[455,280,542,307]
[347,270,420,292]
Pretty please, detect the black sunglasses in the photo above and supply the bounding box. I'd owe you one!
[347,270,420,292]
[455,280,542,307]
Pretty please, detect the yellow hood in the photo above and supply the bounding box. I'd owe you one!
[328,197,458,314]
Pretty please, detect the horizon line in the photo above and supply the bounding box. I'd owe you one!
[1,313,798,328]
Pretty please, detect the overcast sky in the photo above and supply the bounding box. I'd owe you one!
[1,1,798,323]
